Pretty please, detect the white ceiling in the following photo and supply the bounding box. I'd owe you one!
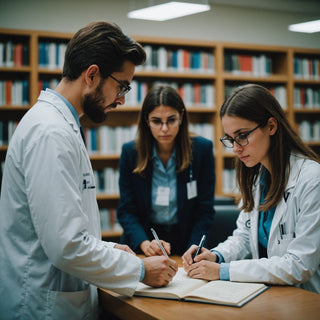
[211,0,320,14]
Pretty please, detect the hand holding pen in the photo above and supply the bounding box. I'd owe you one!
[150,228,170,257]
[192,235,206,262]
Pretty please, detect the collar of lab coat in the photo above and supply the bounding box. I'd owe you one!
[38,89,81,136]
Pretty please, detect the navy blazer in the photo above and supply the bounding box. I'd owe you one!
[117,136,215,253]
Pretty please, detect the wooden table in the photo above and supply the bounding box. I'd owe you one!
[98,256,320,320]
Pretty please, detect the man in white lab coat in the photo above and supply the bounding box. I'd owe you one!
[0,21,178,320]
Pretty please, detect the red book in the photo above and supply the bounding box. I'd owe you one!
[193,83,201,106]
[13,43,23,67]
[5,80,12,105]
[239,55,252,74]
[183,50,190,71]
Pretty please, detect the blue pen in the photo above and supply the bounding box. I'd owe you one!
[193,235,206,262]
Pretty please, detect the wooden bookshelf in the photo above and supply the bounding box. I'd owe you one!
[1,28,320,240]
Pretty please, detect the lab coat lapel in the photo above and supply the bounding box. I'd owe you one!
[269,155,304,247]
[251,183,261,258]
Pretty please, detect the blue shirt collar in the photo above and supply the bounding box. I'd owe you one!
[152,144,176,160]
[47,88,81,128]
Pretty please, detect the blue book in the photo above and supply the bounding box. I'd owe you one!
[22,80,29,105]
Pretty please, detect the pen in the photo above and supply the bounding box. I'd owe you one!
[193,235,206,261]
[150,228,169,258]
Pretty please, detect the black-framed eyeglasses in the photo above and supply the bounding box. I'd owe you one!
[109,74,131,98]
[220,124,261,148]
[147,117,181,129]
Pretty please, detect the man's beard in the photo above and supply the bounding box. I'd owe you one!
[83,82,117,123]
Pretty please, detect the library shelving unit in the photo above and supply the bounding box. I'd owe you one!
[1,28,319,240]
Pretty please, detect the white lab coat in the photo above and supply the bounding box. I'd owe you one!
[0,90,143,320]
[213,154,320,293]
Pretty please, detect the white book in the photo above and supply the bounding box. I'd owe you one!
[0,42,4,67]
[275,86,287,110]
[0,81,5,106]
[299,121,311,142]
[58,43,66,69]
[135,268,268,307]
[158,46,167,71]
[177,49,184,72]
[143,45,152,71]
[313,121,320,140]
[259,54,267,77]
[294,88,301,109]
[302,58,309,79]
[125,80,138,106]
[98,125,109,154]
[48,43,57,69]
[5,41,14,67]
[205,84,214,108]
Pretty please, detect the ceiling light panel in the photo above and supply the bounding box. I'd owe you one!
[127,1,211,21]
[288,20,320,33]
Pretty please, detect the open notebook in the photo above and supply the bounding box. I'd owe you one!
[134,268,268,307]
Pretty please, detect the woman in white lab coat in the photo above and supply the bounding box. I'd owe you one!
[182,84,320,293]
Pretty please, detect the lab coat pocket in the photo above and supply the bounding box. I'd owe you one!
[276,235,295,256]
[45,288,90,320]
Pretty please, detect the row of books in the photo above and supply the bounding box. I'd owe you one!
[38,41,67,69]
[294,57,320,80]
[189,123,214,141]
[225,85,287,109]
[94,168,119,194]
[294,87,320,109]
[0,41,29,67]
[298,120,320,142]
[99,208,122,232]
[137,45,215,73]
[0,80,29,106]
[224,53,272,77]
[86,125,138,155]
[85,123,214,155]
[0,121,17,146]
[126,80,215,108]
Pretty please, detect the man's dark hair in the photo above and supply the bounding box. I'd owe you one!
[62,21,146,80]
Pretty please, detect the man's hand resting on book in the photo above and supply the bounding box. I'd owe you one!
[142,255,178,287]
[182,245,220,281]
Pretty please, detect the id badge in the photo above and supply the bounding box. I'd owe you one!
[155,186,170,206]
[187,180,197,199]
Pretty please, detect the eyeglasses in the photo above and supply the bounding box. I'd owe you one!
[109,74,131,98]
[220,124,261,148]
[148,118,181,129]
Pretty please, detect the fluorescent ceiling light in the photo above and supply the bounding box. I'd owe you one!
[127,1,210,21]
[288,20,320,33]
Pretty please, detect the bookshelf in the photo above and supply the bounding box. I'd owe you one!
[1,28,319,239]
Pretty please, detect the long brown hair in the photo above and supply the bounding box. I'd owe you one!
[220,84,319,212]
[134,85,192,176]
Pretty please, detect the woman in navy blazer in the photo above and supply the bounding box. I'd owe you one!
[117,85,215,255]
